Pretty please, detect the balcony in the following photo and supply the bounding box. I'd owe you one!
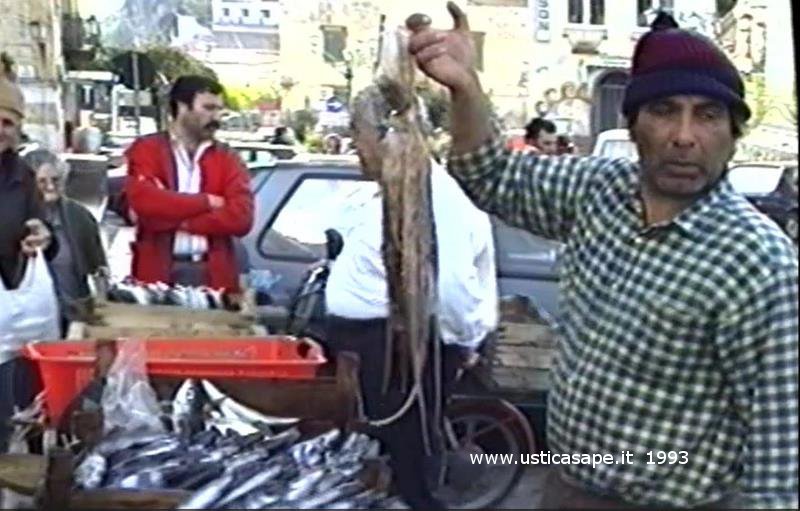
[62,14,101,68]
[563,24,607,54]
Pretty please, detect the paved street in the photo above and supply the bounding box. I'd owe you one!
[498,467,548,509]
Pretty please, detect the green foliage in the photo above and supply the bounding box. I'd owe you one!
[225,85,281,111]
[416,84,450,131]
[744,74,769,129]
[82,46,218,87]
[141,46,218,83]
[288,109,319,144]
[304,133,325,153]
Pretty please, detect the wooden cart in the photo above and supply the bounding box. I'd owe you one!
[66,301,269,340]
[0,348,384,510]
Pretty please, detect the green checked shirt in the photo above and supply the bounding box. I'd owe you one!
[449,128,798,509]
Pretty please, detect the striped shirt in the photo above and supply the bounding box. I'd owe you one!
[448,125,798,508]
[173,139,212,256]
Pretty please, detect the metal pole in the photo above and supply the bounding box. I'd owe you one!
[132,51,141,135]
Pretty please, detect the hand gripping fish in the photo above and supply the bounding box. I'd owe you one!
[350,19,440,452]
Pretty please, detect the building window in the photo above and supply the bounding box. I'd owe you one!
[261,9,270,19]
[242,8,250,17]
[471,31,485,71]
[321,25,347,63]
[568,0,583,23]
[261,177,379,262]
[569,0,605,24]
[222,7,230,16]
[638,0,673,26]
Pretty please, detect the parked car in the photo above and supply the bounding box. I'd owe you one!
[592,128,638,161]
[727,161,798,242]
[241,160,562,322]
[241,158,558,452]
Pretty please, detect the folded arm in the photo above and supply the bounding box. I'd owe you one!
[181,156,254,237]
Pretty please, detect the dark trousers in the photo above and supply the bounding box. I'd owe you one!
[325,315,462,510]
[170,260,207,287]
[0,358,42,452]
[539,467,739,509]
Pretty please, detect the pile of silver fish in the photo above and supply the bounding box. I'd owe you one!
[74,427,405,509]
[74,379,406,509]
[106,279,232,310]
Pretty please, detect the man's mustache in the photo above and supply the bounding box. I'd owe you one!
[205,121,221,130]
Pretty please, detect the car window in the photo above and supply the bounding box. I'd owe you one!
[261,176,379,261]
[728,165,784,194]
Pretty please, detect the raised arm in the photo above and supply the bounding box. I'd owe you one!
[408,3,600,241]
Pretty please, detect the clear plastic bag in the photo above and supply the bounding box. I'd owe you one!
[100,340,164,435]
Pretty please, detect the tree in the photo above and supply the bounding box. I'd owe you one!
[142,46,218,83]
[225,85,281,112]
[416,84,450,131]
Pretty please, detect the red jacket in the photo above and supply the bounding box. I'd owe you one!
[124,133,254,291]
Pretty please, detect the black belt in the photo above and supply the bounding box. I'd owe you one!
[173,253,207,263]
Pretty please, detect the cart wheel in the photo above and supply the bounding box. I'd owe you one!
[436,397,534,509]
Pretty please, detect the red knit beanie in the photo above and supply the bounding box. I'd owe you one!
[622,12,751,122]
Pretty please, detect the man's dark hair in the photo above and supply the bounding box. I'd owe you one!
[524,117,556,142]
[168,75,224,118]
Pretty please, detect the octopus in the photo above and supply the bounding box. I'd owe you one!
[350,17,440,446]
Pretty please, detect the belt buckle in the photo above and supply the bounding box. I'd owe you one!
[190,253,204,263]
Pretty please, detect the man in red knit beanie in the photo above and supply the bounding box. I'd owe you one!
[408,4,797,509]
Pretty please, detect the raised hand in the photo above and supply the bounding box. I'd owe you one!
[407,2,478,94]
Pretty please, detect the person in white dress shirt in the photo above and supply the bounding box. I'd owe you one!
[324,85,498,510]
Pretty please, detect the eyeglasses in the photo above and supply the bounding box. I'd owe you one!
[36,176,62,186]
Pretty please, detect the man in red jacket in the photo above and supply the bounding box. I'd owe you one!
[124,75,254,291]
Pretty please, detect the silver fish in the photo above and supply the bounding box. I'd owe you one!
[175,473,234,510]
[118,468,165,490]
[74,452,107,490]
[289,429,341,467]
[214,462,283,507]
[294,480,364,509]
[283,467,327,502]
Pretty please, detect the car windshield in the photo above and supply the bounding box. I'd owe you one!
[727,165,785,194]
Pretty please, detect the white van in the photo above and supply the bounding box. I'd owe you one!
[592,128,638,161]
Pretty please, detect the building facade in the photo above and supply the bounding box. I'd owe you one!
[716,0,796,160]
[176,0,282,89]
[0,0,65,149]
[277,0,718,144]
[529,0,716,147]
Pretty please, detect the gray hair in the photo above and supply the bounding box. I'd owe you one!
[22,148,70,178]
[350,84,433,138]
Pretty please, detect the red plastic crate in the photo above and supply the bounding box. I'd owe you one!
[23,337,327,425]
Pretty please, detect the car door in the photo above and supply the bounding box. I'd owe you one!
[491,218,562,320]
[250,169,377,305]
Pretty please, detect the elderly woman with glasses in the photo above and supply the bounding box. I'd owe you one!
[22,149,107,333]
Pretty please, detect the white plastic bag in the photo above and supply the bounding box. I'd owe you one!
[100,339,165,435]
[0,251,60,364]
